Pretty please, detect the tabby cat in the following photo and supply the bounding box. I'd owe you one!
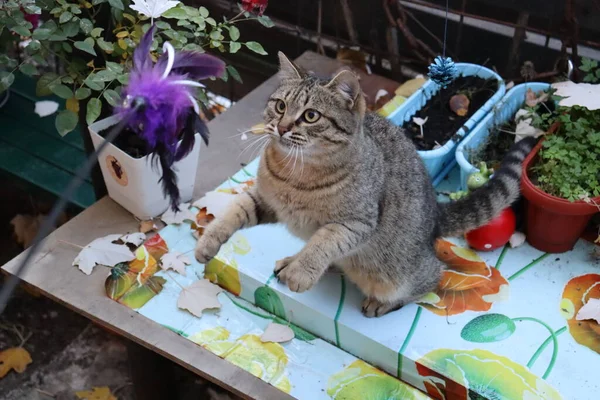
[195,52,535,317]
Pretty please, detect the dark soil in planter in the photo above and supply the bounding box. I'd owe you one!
[103,127,152,159]
[403,76,498,150]
[468,121,516,171]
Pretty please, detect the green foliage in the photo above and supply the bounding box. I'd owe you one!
[580,57,600,84]
[0,1,270,135]
[531,105,600,201]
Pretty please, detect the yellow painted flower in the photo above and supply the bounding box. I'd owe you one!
[327,360,429,400]
[417,349,562,400]
[190,327,235,356]
[205,258,242,296]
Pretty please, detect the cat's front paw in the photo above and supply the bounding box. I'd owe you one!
[195,232,223,264]
[275,256,318,293]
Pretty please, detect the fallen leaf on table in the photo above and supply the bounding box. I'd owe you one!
[72,234,135,275]
[449,94,470,116]
[139,220,158,233]
[192,191,235,220]
[119,232,146,246]
[509,232,526,248]
[177,279,223,318]
[524,88,549,107]
[195,208,215,228]
[75,386,117,400]
[0,347,32,378]
[160,203,196,225]
[11,212,67,249]
[160,251,191,276]
[260,323,294,343]
[34,100,59,117]
[576,298,600,324]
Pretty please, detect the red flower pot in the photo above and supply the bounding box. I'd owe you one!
[521,140,600,253]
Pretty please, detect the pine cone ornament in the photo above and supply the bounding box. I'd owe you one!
[428,56,458,88]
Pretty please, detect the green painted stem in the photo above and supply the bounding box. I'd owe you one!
[397,306,422,379]
[226,293,273,320]
[241,167,254,177]
[334,275,347,347]
[512,317,560,379]
[230,176,243,184]
[265,272,276,286]
[507,253,550,281]
[526,326,567,371]
[494,245,509,270]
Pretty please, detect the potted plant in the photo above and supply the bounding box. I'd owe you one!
[0,0,271,218]
[386,63,505,184]
[521,83,600,253]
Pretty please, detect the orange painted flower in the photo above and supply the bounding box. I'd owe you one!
[418,240,509,316]
[560,274,600,354]
[143,234,169,260]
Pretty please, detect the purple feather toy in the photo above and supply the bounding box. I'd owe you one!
[117,25,225,211]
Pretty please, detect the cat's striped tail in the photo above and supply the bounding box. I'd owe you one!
[437,137,536,237]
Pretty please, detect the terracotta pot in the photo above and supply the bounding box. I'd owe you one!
[521,140,600,253]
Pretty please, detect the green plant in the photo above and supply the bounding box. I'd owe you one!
[531,105,600,201]
[580,57,600,83]
[0,0,272,135]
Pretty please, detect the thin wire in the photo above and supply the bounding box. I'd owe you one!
[0,108,139,315]
[442,0,449,57]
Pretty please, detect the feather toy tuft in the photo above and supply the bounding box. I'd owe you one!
[428,56,457,89]
[116,25,225,212]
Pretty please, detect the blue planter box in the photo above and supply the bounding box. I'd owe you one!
[455,82,551,190]
[386,63,505,184]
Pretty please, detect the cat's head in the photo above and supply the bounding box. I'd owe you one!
[263,52,365,155]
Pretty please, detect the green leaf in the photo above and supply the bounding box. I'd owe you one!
[36,73,60,96]
[59,11,73,24]
[116,73,129,85]
[254,286,286,319]
[24,5,41,14]
[74,38,96,56]
[62,21,79,37]
[226,65,242,83]
[162,7,188,19]
[94,69,116,82]
[105,61,123,74]
[19,63,38,76]
[211,40,221,48]
[90,27,104,38]
[220,69,228,82]
[86,98,101,125]
[75,87,91,100]
[108,0,124,10]
[62,42,73,52]
[205,17,216,26]
[32,28,52,40]
[0,72,15,92]
[199,6,209,17]
[79,18,93,34]
[210,30,222,40]
[96,38,114,52]
[55,110,78,136]
[461,314,516,343]
[51,84,74,99]
[257,15,274,28]
[155,21,170,29]
[229,42,241,54]
[245,41,267,55]
[103,89,121,107]
[26,40,41,52]
[11,25,31,36]
[228,26,240,41]
[62,76,74,84]
[84,76,104,91]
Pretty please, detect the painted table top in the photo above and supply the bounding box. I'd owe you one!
[106,159,600,400]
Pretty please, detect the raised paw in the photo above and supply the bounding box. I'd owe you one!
[275,256,317,293]
[195,232,223,264]
[361,297,404,318]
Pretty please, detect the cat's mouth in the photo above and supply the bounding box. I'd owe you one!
[279,136,308,148]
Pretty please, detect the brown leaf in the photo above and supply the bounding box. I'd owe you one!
[0,347,32,378]
[260,323,295,343]
[75,387,117,400]
[177,279,223,318]
[66,98,80,114]
[525,88,549,107]
[449,94,470,117]
[139,220,157,234]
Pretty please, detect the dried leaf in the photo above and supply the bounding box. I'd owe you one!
[449,94,470,117]
[260,322,294,343]
[509,232,526,248]
[129,0,180,19]
[10,214,41,248]
[75,386,117,400]
[177,279,223,317]
[34,100,59,117]
[192,191,236,220]
[0,347,32,377]
[524,88,549,107]
[120,232,146,246]
[160,203,196,225]
[160,251,190,276]
[73,234,135,275]
[576,298,600,324]
[506,81,515,90]
[139,220,158,233]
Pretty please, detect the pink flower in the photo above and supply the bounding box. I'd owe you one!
[21,7,40,29]
[241,0,268,16]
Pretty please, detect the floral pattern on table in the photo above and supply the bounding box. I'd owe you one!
[560,274,600,355]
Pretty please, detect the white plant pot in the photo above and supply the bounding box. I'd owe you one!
[89,115,201,220]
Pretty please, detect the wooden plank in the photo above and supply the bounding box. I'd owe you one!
[1,52,351,399]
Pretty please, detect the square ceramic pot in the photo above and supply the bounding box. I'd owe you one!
[89,115,201,219]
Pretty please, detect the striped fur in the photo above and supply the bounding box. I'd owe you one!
[195,53,533,317]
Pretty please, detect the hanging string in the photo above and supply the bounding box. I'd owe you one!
[442,0,449,57]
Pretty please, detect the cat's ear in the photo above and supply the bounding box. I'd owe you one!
[326,70,361,108]
[278,52,303,80]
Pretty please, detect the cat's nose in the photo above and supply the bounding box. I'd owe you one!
[277,122,293,136]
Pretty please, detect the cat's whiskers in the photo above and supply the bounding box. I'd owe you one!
[251,135,272,160]
[238,134,271,160]
[227,127,269,140]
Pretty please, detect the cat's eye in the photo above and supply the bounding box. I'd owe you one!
[303,109,321,123]
[275,99,286,114]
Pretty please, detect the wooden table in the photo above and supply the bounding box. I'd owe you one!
[1,51,400,400]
